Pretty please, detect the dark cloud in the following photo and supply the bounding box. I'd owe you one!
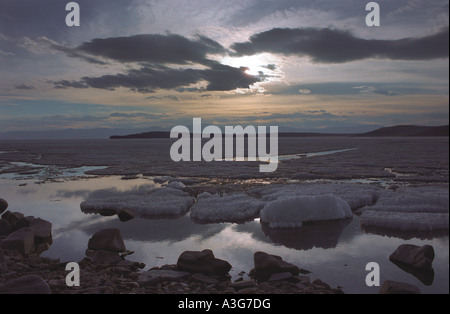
[53,80,89,89]
[109,112,165,118]
[200,61,261,91]
[14,84,35,90]
[262,64,277,71]
[146,95,180,101]
[51,43,108,65]
[231,27,449,63]
[53,63,261,93]
[76,34,226,64]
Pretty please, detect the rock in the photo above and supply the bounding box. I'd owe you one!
[48,279,66,289]
[137,270,190,287]
[189,273,219,284]
[313,279,332,290]
[0,248,7,273]
[389,244,435,270]
[1,227,35,254]
[87,228,126,252]
[28,217,52,239]
[177,249,232,276]
[237,287,258,294]
[0,275,51,294]
[118,209,136,222]
[85,249,123,265]
[379,280,421,294]
[230,279,256,291]
[297,276,311,283]
[1,211,29,231]
[253,251,300,282]
[0,219,11,236]
[296,282,307,290]
[268,272,297,282]
[0,198,8,214]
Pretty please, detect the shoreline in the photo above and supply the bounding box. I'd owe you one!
[0,209,343,294]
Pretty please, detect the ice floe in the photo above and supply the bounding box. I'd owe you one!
[359,185,449,231]
[81,186,194,218]
[260,195,352,228]
[190,192,265,223]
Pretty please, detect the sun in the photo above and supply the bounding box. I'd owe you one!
[220,54,277,77]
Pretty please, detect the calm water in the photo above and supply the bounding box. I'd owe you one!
[0,138,448,294]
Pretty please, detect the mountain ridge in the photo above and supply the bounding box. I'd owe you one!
[110,125,449,139]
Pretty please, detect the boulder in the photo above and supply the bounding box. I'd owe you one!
[87,228,126,252]
[0,275,51,294]
[28,217,52,239]
[137,270,190,287]
[389,244,435,270]
[379,280,421,294]
[1,227,35,254]
[0,219,11,236]
[177,249,232,276]
[1,211,29,231]
[253,251,300,282]
[0,198,8,214]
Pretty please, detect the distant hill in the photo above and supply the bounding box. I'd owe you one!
[110,132,171,139]
[109,131,345,139]
[358,125,449,137]
[110,125,449,139]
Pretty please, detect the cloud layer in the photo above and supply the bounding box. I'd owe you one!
[231,27,449,63]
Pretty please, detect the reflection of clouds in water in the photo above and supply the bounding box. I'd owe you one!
[360,225,449,241]
[233,219,352,251]
[56,184,157,200]
[16,187,39,196]
[76,215,226,244]
[54,189,92,199]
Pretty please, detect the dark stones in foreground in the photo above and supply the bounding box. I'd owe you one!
[253,251,301,282]
[389,244,435,286]
[177,249,232,277]
[389,244,435,270]
[379,280,421,294]
[0,275,51,294]
[87,228,126,253]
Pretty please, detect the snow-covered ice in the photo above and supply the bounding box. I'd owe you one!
[81,186,194,218]
[251,183,380,210]
[359,185,449,231]
[260,195,352,228]
[190,192,265,223]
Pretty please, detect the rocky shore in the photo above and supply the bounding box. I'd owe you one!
[0,198,430,294]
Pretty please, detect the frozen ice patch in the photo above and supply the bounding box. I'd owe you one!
[190,192,265,223]
[360,211,449,232]
[252,183,380,210]
[260,194,352,228]
[360,185,449,231]
[81,187,194,218]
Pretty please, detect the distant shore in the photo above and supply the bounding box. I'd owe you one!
[109,125,449,139]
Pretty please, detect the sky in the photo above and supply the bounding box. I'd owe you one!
[0,0,448,135]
